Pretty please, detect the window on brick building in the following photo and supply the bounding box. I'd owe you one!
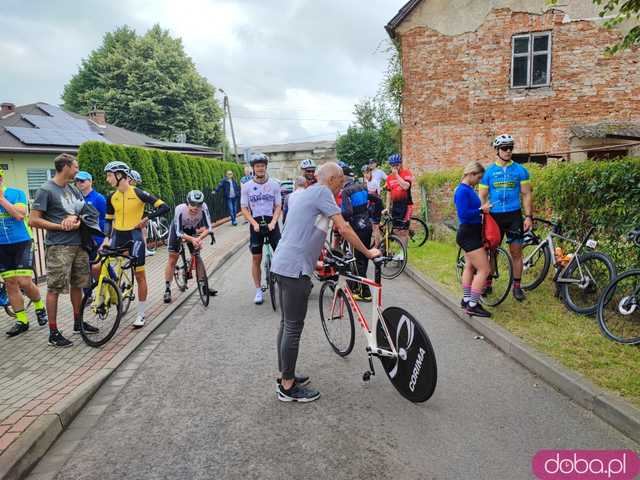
[511,32,552,88]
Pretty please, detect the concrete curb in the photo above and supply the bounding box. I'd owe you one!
[404,265,640,445]
[0,237,248,480]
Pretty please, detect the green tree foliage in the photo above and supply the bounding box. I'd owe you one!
[77,141,114,194]
[124,147,160,195]
[149,150,174,203]
[63,25,224,147]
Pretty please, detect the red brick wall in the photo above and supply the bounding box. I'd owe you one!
[399,8,640,174]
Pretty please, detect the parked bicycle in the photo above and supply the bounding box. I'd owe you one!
[258,221,277,312]
[174,233,216,307]
[146,216,170,254]
[521,218,616,315]
[318,250,437,403]
[596,228,640,344]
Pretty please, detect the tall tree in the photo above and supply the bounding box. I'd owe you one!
[63,25,224,147]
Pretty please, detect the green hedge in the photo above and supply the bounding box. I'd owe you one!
[78,141,243,207]
[418,158,640,270]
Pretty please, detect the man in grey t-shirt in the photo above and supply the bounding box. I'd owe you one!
[271,162,380,403]
[30,153,95,348]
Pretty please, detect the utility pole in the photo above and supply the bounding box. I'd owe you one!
[219,88,240,164]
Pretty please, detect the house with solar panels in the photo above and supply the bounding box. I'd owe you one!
[0,102,222,199]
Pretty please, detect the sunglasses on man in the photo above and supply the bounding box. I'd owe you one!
[499,146,514,151]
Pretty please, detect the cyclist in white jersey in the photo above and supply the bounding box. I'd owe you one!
[240,152,282,304]
[163,190,214,303]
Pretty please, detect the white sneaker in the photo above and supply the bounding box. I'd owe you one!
[254,288,264,305]
[145,249,155,257]
[133,315,145,328]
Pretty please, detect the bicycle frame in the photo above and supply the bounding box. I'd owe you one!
[328,261,398,361]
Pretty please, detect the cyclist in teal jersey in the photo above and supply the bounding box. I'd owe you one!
[0,169,48,337]
[479,134,533,302]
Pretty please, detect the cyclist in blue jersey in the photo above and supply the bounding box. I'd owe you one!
[479,134,534,302]
[0,169,48,337]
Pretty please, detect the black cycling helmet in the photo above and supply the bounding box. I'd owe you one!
[249,152,269,166]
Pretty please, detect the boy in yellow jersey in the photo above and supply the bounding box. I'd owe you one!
[102,161,169,327]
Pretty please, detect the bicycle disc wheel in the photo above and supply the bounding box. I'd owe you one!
[455,248,465,283]
[521,243,551,291]
[119,268,135,316]
[174,254,188,292]
[195,255,210,307]
[597,269,640,344]
[380,234,407,280]
[79,277,122,347]
[482,247,513,307]
[408,217,428,248]
[319,281,355,356]
[560,251,616,316]
[376,306,437,402]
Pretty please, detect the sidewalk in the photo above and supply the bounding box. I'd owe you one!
[0,221,248,472]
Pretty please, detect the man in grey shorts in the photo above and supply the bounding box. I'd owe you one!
[271,162,381,402]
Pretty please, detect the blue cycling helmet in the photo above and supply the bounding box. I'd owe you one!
[388,154,402,165]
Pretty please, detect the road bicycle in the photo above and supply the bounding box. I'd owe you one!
[79,247,127,347]
[454,233,514,307]
[375,211,408,279]
[112,247,136,316]
[521,218,616,315]
[145,216,170,254]
[318,250,437,403]
[174,233,216,307]
[379,212,428,249]
[596,228,640,344]
[258,222,277,312]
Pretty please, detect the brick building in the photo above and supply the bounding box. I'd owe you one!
[385,0,640,173]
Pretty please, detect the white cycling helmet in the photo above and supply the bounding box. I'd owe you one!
[186,190,205,205]
[128,170,142,184]
[104,161,130,175]
[299,158,316,170]
[492,134,514,149]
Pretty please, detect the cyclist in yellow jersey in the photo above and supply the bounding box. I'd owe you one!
[102,161,169,328]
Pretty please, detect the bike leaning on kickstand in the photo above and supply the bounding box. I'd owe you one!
[318,250,437,403]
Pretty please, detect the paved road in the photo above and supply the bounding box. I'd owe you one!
[29,251,637,480]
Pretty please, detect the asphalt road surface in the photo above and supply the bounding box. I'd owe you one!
[30,250,637,480]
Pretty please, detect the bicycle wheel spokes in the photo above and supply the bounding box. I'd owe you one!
[119,267,135,315]
[598,270,640,344]
[521,243,550,291]
[80,278,122,347]
[455,248,465,283]
[408,217,428,248]
[562,252,616,315]
[174,255,188,292]
[195,255,210,307]
[381,234,407,280]
[319,281,355,356]
[482,248,513,307]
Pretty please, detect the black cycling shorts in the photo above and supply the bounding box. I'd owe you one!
[456,224,484,253]
[249,216,281,255]
[391,202,410,230]
[492,210,524,244]
[167,224,198,253]
[112,229,145,271]
[0,240,34,278]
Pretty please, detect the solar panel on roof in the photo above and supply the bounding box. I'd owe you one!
[23,114,92,132]
[6,127,109,146]
[36,103,65,117]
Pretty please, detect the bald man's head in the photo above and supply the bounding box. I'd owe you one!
[317,162,345,195]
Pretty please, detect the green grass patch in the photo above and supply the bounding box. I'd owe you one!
[409,240,640,408]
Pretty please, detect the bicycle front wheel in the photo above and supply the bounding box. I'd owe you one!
[79,277,122,347]
[482,247,513,307]
[597,269,640,344]
[521,242,551,291]
[455,247,465,282]
[174,254,188,292]
[380,234,407,280]
[560,251,616,316]
[376,306,437,402]
[408,217,428,248]
[319,281,355,357]
[195,255,210,307]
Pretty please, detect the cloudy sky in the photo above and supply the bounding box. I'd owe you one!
[1,0,404,146]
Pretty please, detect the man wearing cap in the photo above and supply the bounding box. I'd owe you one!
[1,168,48,337]
[74,171,106,279]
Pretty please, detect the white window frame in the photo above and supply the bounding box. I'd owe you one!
[511,31,552,88]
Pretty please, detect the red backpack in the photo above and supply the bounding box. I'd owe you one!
[483,213,502,250]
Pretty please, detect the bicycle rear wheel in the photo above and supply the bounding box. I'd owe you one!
[380,234,407,280]
[408,217,428,248]
[560,251,616,315]
[79,277,122,347]
[195,255,210,307]
[597,269,640,344]
[482,247,513,307]
[174,253,188,292]
[376,306,437,402]
[521,242,551,291]
[119,267,135,316]
[319,281,355,357]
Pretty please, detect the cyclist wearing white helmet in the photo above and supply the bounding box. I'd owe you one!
[163,190,215,303]
[240,152,282,304]
[128,169,142,186]
[299,158,317,187]
[103,161,169,326]
[479,134,534,302]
